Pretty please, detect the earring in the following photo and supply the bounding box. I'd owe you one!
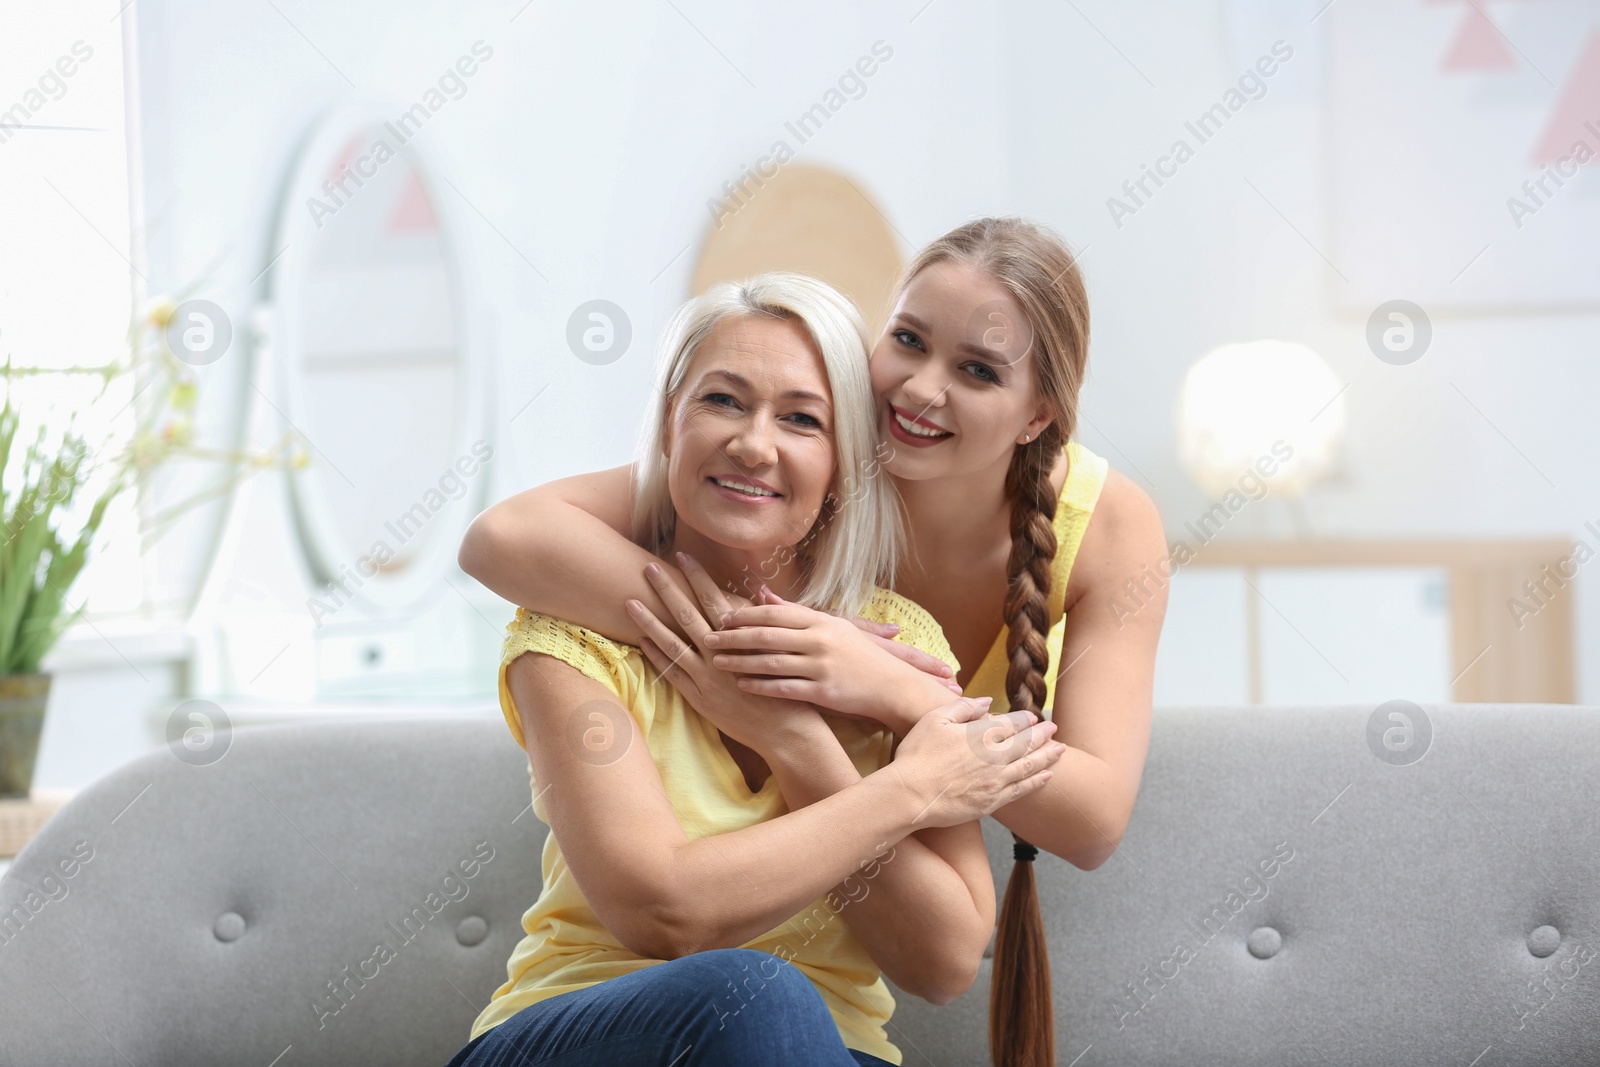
[1021,433,1031,444]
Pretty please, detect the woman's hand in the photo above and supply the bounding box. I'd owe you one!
[697,580,961,727]
[887,696,1065,829]
[714,583,961,698]
[627,561,820,761]
[843,611,962,691]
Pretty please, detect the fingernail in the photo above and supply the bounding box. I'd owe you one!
[703,632,720,646]
[625,599,641,614]
[645,563,660,577]
[884,623,900,634]
[675,551,688,565]
[976,696,993,707]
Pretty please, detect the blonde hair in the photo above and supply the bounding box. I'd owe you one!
[631,272,900,616]
[896,218,1090,1067]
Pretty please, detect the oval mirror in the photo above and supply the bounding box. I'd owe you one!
[264,102,487,610]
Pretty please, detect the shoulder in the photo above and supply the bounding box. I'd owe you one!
[1067,466,1167,607]
[502,607,635,696]
[858,587,961,676]
[1056,441,1111,513]
[1087,467,1163,545]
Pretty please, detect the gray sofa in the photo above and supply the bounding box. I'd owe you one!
[2,704,1596,1066]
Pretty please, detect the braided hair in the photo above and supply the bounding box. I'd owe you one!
[896,218,1090,1067]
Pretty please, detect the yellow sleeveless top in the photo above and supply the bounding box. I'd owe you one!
[471,587,958,1065]
[962,440,1110,716]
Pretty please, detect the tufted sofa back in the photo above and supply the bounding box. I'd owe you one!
[2,706,1597,1066]
[890,704,1600,1066]
[0,718,543,1067]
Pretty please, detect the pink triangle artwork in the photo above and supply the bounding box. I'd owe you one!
[1440,4,1517,72]
[1530,27,1600,166]
[1328,1,1600,311]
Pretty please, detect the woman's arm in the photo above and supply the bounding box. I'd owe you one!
[457,464,692,646]
[706,594,962,738]
[459,473,957,682]
[985,469,1165,870]
[631,564,1049,1003]
[508,649,918,959]
[506,650,1056,963]
[764,735,1005,1005]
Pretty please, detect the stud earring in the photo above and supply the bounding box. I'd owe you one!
[1021,433,1031,444]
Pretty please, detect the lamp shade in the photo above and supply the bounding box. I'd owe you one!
[1174,339,1345,499]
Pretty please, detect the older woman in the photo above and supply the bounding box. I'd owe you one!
[445,273,1064,1067]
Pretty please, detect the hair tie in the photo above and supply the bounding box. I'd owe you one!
[1013,839,1038,863]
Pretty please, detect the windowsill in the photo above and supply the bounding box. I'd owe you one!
[38,612,193,673]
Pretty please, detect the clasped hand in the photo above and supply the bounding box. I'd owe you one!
[626,557,819,762]
[627,554,1064,824]
[636,553,959,729]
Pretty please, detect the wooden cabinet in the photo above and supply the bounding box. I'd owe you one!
[1153,541,1577,705]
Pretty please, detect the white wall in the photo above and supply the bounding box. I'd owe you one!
[129,0,1019,606]
[1002,0,1598,700]
[27,0,1597,791]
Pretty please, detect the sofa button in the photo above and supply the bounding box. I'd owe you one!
[1247,926,1282,959]
[1528,925,1560,958]
[213,912,246,943]
[456,916,488,946]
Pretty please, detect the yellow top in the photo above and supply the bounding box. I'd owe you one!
[471,587,960,1065]
[962,440,1110,715]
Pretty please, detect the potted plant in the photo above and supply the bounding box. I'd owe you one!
[0,396,120,796]
[0,299,304,797]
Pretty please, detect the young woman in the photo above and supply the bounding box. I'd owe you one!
[446,272,1066,1067]
[459,219,1168,1067]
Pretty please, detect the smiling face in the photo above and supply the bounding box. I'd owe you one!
[869,259,1055,482]
[661,312,837,559]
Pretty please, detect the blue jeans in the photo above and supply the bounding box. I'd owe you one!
[442,948,896,1067]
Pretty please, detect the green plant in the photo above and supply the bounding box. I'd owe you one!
[0,297,305,676]
[0,395,124,675]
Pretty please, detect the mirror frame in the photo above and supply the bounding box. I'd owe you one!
[262,100,490,612]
